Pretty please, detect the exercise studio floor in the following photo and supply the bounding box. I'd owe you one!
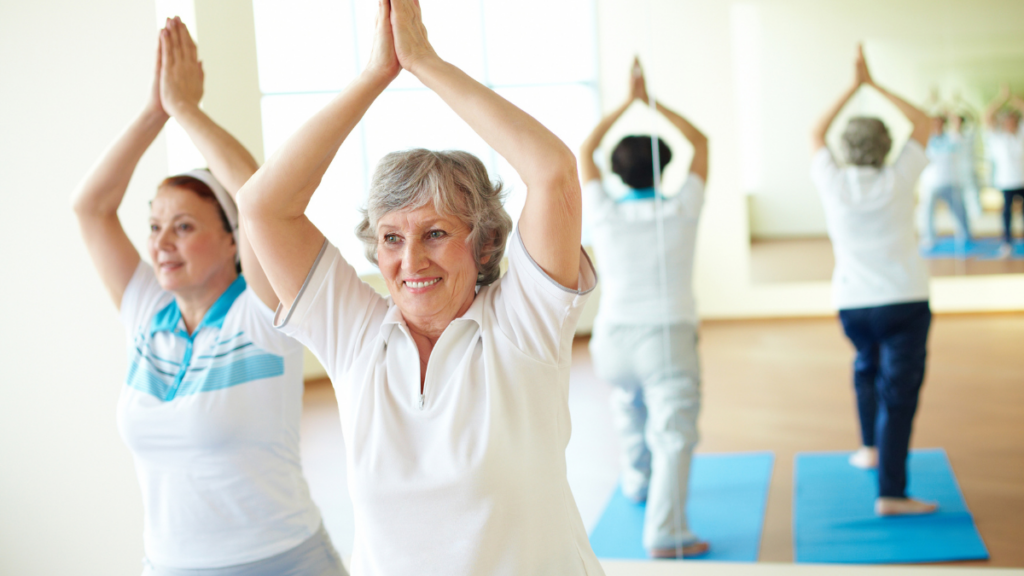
[300,313,1024,569]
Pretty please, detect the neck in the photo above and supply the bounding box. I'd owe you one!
[174,268,238,335]
[403,291,476,361]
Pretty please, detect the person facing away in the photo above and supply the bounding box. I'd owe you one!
[236,1,604,574]
[71,18,346,576]
[809,44,937,517]
[579,58,710,558]
[920,113,972,249]
[982,84,1024,257]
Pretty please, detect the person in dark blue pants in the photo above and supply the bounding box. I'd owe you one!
[810,45,938,516]
[839,302,932,502]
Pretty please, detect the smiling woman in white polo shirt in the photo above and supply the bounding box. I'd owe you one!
[72,18,344,576]
[237,1,602,575]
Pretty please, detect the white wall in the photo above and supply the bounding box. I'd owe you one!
[0,1,165,574]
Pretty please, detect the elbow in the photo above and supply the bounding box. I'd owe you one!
[234,181,266,223]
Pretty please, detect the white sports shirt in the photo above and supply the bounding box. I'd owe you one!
[276,229,604,576]
[985,124,1024,190]
[118,263,321,568]
[811,141,931,310]
[584,174,705,327]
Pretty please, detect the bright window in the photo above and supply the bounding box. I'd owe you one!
[252,0,599,273]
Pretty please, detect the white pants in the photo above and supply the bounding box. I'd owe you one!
[142,525,347,576]
[590,322,702,550]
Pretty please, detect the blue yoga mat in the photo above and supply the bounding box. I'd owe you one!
[589,451,774,561]
[921,236,1022,260]
[794,448,988,563]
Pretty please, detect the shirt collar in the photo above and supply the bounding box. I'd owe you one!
[378,289,485,345]
[149,275,247,336]
[618,187,659,203]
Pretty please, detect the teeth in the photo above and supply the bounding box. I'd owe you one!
[406,278,440,288]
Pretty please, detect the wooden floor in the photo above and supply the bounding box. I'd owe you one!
[689,313,1024,566]
[749,237,1024,283]
[301,313,1024,567]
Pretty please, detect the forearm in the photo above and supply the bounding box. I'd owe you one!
[172,105,258,194]
[414,58,576,188]
[239,70,391,221]
[656,102,706,146]
[812,83,858,149]
[580,99,631,182]
[871,82,930,144]
[72,107,168,217]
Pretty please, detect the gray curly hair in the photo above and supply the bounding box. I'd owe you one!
[841,117,892,168]
[355,149,513,286]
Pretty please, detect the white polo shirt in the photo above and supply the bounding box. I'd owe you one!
[584,174,705,327]
[811,141,931,310]
[276,229,603,576]
[985,124,1024,190]
[118,263,321,568]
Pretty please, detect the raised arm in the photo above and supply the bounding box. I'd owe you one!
[390,0,581,289]
[654,92,709,182]
[237,0,400,310]
[812,49,862,154]
[984,84,1011,129]
[158,18,282,309]
[71,35,166,308]
[579,59,644,184]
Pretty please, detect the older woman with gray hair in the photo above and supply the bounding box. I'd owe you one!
[237,0,602,574]
[810,45,937,517]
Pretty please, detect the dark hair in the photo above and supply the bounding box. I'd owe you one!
[611,135,672,189]
[158,175,240,272]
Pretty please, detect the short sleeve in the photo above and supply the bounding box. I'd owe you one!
[674,173,706,219]
[810,146,842,194]
[893,140,930,190]
[274,240,389,377]
[120,261,169,337]
[491,228,597,365]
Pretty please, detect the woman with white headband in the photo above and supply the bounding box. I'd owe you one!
[72,18,345,576]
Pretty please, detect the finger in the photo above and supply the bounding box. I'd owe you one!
[168,16,184,62]
[160,27,172,68]
[154,32,163,76]
[179,20,198,62]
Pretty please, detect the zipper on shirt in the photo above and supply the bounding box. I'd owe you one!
[417,393,425,410]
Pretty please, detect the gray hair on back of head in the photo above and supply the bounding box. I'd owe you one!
[355,149,513,286]
[841,116,892,168]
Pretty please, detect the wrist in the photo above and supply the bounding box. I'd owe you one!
[407,53,446,81]
[359,66,398,91]
[141,104,170,125]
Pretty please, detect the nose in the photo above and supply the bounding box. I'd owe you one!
[401,239,430,275]
[154,226,176,254]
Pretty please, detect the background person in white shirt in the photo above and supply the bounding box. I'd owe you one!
[72,18,345,576]
[920,113,972,249]
[579,59,710,559]
[983,84,1024,256]
[237,1,603,574]
[810,45,937,517]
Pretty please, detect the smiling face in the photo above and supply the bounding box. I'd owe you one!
[376,203,482,334]
[148,185,237,296]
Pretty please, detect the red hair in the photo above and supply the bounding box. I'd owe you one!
[159,175,232,235]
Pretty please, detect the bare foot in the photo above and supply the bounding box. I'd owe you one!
[875,497,938,516]
[648,541,710,559]
[849,446,878,469]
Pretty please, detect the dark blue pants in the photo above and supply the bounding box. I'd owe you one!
[839,301,931,498]
[1003,188,1024,244]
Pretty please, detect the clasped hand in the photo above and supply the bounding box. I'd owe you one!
[146,16,203,119]
[366,0,439,82]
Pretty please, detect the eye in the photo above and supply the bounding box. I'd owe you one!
[177,223,193,233]
[383,233,401,244]
[427,229,447,240]
[150,224,159,233]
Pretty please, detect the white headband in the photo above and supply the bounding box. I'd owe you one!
[175,169,238,240]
